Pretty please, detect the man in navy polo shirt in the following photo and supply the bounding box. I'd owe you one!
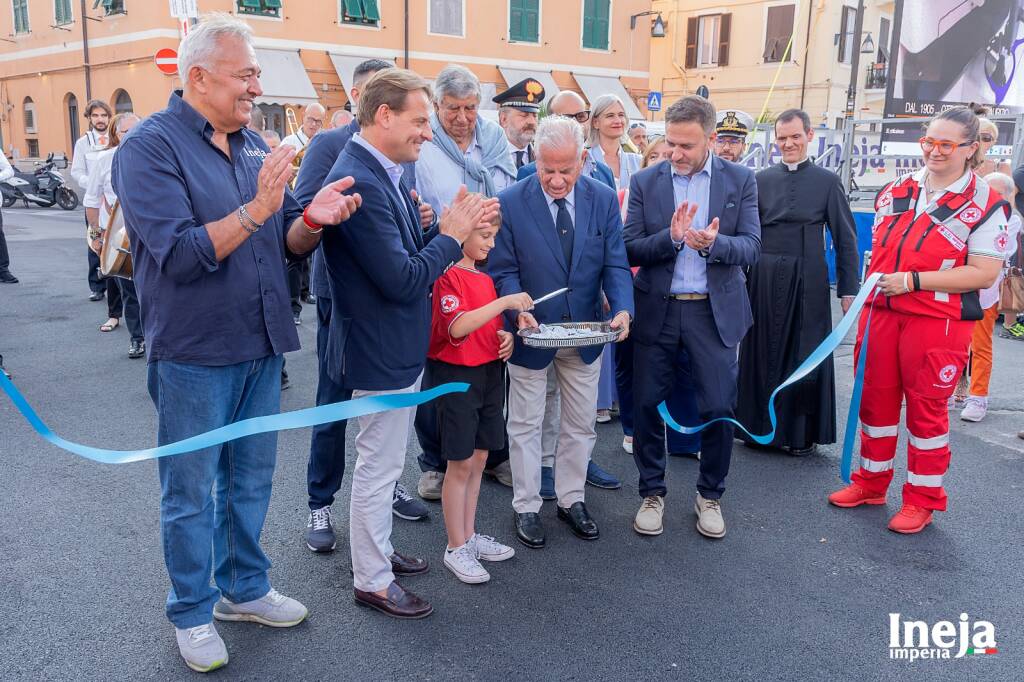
[113,15,360,674]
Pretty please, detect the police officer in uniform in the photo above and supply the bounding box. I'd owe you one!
[494,78,545,171]
[713,110,753,163]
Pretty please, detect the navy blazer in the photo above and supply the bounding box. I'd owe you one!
[489,174,634,370]
[623,155,761,349]
[517,158,616,190]
[320,141,463,391]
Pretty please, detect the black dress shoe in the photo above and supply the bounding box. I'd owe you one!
[787,444,818,456]
[390,551,429,576]
[557,502,599,540]
[127,339,145,359]
[0,271,18,283]
[354,581,433,619]
[88,290,104,301]
[514,511,545,548]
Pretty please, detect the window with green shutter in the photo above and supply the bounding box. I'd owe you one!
[582,0,609,50]
[342,0,380,25]
[92,0,125,15]
[509,0,539,43]
[237,0,280,18]
[12,0,29,33]
[55,0,72,25]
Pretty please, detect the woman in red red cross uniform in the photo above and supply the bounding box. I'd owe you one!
[828,106,1010,534]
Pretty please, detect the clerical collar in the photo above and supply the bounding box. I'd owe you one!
[783,157,811,172]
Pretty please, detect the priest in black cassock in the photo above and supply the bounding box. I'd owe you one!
[736,109,860,455]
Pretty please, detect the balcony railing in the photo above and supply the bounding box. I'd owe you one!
[865,63,888,90]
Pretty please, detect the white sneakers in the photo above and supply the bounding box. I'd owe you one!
[622,436,634,454]
[633,496,665,535]
[213,588,309,627]
[960,396,988,422]
[444,533,515,584]
[444,543,491,584]
[470,533,515,562]
[695,494,726,538]
[175,623,228,673]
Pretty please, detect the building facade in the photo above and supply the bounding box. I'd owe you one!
[647,0,895,126]
[0,0,652,161]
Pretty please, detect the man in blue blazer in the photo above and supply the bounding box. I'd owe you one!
[292,59,434,551]
[319,68,492,619]
[489,116,633,548]
[624,96,761,540]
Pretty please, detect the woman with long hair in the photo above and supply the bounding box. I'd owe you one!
[586,94,642,189]
[828,106,1009,534]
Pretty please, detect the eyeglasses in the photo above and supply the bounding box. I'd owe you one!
[979,133,996,143]
[564,110,591,123]
[715,137,744,147]
[304,117,324,126]
[919,136,973,155]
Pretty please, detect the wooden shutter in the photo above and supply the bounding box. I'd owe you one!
[764,5,794,62]
[838,6,851,62]
[718,13,731,67]
[362,0,380,22]
[582,0,595,48]
[685,16,698,68]
[595,0,609,50]
[524,0,539,42]
[510,0,523,40]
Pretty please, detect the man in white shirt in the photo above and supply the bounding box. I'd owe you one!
[414,65,516,211]
[280,103,325,151]
[494,78,544,170]
[0,151,16,283]
[70,99,113,300]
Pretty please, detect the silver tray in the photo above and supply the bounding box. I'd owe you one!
[518,322,619,348]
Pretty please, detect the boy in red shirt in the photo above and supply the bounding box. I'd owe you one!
[428,216,533,584]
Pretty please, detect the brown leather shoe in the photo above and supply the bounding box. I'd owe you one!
[390,551,428,576]
[353,581,433,619]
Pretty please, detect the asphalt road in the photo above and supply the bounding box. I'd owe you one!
[1,206,1022,681]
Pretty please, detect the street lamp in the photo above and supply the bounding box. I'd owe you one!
[860,32,875,55]
[630,11,666,38]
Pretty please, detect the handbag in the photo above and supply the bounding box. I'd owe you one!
[998,266,1024,312]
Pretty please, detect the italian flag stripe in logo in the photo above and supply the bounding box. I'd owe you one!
[966,648,998,655]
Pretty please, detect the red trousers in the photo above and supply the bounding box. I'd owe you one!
[852,307,973,511]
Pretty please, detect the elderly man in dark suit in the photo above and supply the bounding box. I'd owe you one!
[489,115,634,548]
[624,95,761,540]
[319,68,493,619]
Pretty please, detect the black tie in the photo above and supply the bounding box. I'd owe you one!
[515,150,525,169]
[553,198,574,268]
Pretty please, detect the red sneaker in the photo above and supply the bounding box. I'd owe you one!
[827,483,887,508]
[887,504,933,534]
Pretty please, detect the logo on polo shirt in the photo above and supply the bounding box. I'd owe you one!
[995,231,1010,253]
[245,147,268,160]
[440,295,459,314]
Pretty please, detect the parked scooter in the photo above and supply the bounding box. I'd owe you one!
[1,152,79,210]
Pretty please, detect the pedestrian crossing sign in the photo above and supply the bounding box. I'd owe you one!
[647,91,662,112]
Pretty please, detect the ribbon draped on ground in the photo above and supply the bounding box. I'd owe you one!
[0,371,468,465]
[660,272,882,482]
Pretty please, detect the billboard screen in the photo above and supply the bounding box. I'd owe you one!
[882,0,1021,155]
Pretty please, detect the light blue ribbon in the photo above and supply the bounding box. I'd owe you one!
[0,370,468,465]
[661,272,882,481]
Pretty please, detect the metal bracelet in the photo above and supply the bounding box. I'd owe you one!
[238,205,262,234]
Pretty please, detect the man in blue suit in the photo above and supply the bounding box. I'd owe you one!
[292,59,433,552]
[489,116,634,548]
[319,68,493,619]
[624,95,761,540]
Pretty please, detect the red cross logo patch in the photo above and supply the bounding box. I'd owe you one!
[440,295,460,314]
[938,364,958,384]
[995,232,1010,253]
[960,207,982,223]
[877,192,892,208]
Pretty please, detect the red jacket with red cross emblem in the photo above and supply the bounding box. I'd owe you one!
[869,169,1010,321]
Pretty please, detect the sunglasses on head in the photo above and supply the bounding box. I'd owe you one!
[919,136,972,155]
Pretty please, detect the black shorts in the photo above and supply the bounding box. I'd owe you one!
[427,359,506,461]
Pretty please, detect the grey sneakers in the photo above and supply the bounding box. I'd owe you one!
[213,588,308,627]
[633,496,665,536]
[417,471,444,500]
[695,494,726,538]
[960,396,988,422]
[175,623,228,673]
[306,506,336,553]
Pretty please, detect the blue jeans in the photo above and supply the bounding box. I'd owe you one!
[148,355,283,628]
